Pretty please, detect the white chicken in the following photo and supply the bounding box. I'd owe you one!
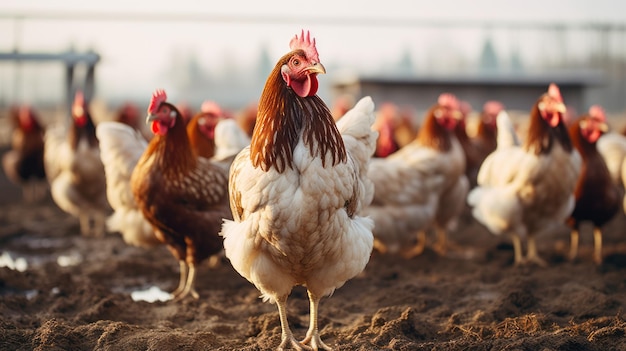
[596,125,626,211]
[467,83,582,266]
[364,93,468,258]
[220,30,377,351]
[44,91,110,236]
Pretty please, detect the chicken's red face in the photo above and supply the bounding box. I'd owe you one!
[434,93,462,131]
[482,101,504,130]
[18,107,35,132]
[147,104,177,136]
[281,52,325,98]
[538,84,566,128]
[198,114,220,140]
[580,105,609,144]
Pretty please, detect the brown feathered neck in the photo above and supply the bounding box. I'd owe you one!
[187,113,216,159]
[454,119,471,145]
[249,50,346,173]
[476,118,497,140]
[568,116,598,160]
[68,111,98,150]
[523,99,573,155]
[415,105,454,152]
[144,102,196,173]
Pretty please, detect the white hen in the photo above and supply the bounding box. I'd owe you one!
[220,30,377,351]
[467,83,582,266]
[44,91,110,236]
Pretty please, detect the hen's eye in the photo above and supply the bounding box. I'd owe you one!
[293,58,300,66]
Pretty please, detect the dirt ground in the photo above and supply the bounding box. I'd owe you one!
[1,161,626,350]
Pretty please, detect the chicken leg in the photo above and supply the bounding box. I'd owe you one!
[568,229,580,261]
[593,227,603,265]
[525,235,547,267]
[171,261,200,300]
[511,234,524,266]
[276,295,309,351]
[301,291,332,350]
[170,260,188,298]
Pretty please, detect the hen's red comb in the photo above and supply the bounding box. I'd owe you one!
[438,93,459,109]
[483,100,504,115]
[548,83,563,102]
[589,105,606,121]
[289,29,320,63]
[201,100,222,115]
[148,89,167,114]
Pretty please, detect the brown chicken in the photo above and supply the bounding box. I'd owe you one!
[454,101,483,188]
[567,105,622,265]
[131,89,232,300]
[372,102,401,158]
[186,100,224,159]
[2,105,47,202]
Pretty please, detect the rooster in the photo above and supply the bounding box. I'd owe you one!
[220,30,377,351]
[567,105,621,265]
[2,105,47,202]
[129,89,237,300]
[468,83,582,266]
[365,93,468,258]
[44,91,109,236]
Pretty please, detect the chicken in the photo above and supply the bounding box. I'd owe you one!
[114,101,151,141]
[473,100,504,158]
[567,105,622,265]
[97,99,248,250]
[186,100,224,159]
[365,93,468,258]
[595,122,626,212]
[454,101,484,189]
[44,91,109,236]
[2,105,47,202]
[235,100,258,138]
[96,121,159,248]
[220,30,377,351]
[372,102,401,158]
[130,89,235,300]
[467,83,582,266]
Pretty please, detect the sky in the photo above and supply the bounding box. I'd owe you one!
[0,0,624,107]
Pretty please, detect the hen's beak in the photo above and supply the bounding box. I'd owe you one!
[599,121,609,133]
[307,62,326,75]
[146,114,157,124]
[557,103,567,114]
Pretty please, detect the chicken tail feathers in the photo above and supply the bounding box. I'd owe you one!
[336,96,378,163]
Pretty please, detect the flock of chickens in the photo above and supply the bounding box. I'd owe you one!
[3,30,626,350]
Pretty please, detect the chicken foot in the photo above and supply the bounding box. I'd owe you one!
[401,231,427,259]
[276,295,311,351]
[171,261,199,300]
[301,291,332,351]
